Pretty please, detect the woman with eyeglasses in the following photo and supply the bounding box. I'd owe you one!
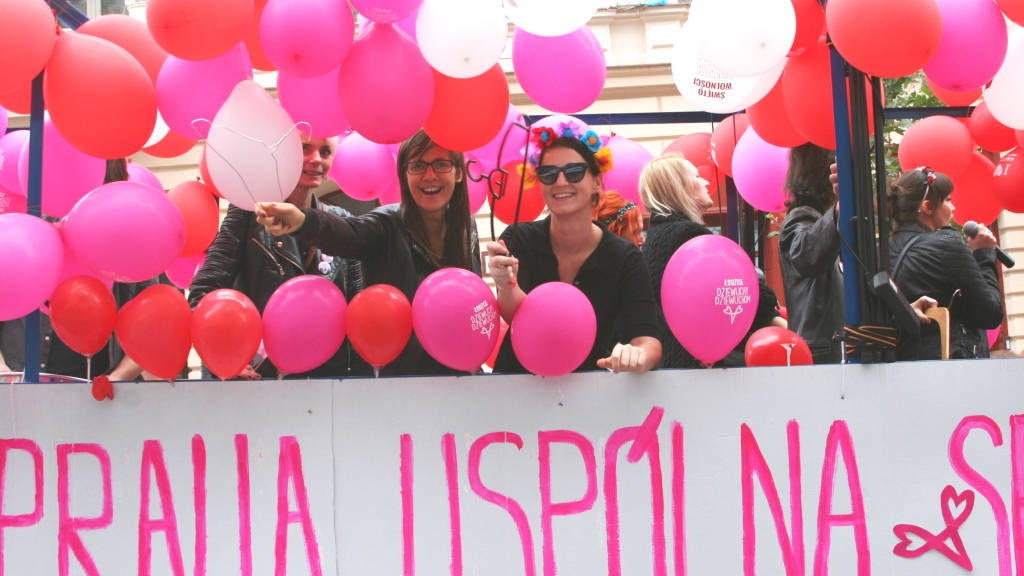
[888,168,1003,360]
[486,123,662,374]
[255,129,480,376]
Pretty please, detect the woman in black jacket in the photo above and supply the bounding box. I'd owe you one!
[888,168,1003,360]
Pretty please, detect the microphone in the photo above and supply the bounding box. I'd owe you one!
[963,220,1015,268]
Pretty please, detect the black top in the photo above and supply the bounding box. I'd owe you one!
[492,217,660,373]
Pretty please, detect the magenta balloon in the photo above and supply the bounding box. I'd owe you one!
[512,26,606,114]
[166,253,206,289]
[263,275,347,374]
[328,132,396,201]
[156,43,252,139]
[62,181,186,282]
[465,154,490,214]
[510,282,596,376]
[40,233,114,314]
[17,119,106,218]
[127,162,164,191]
[0,130,29,196]
[351,0,422,24]
[469,104,528,166]
[0,189,26,215]
[731,129,790,212]
[278,66,351,138]
[260,0,354,78]
[601,136,653,205]
[988,327,1001,349]
[922,0,1008,93]
[338,24,434,144]
[0,214,64,321]
[662,234,759,364]
[412,268,499,371]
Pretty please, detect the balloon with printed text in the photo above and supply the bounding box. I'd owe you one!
[412,268,499,372]
[744,326,813,366]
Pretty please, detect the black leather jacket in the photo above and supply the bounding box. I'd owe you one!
[189,198,369,378]
[889,222,1003,360]
[779,205,844,363]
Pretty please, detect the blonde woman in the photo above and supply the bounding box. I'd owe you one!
[639,155,784,368]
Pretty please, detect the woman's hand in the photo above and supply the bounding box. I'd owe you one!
[967,222,998,251]
[486,240,518,290]
[911,296,937,324]
[255,202,306,236]
[236,365,262,380]
[597,342,649,374]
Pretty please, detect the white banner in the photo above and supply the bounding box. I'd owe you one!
[0,360,1022,575]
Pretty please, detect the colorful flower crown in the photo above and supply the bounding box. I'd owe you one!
[526,120,614,175]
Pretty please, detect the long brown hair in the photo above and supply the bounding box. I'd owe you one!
[397,130,474,270]
[784,143,835,213]
[105,158,129,184]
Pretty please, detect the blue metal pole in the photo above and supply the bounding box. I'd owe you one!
[22,73,46,384]
[829,46,861,328]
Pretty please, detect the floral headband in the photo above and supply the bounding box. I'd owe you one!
[915,166,937,206]
[603,202,637,225]
[527,120,614,175]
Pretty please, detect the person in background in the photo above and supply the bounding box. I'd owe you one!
[593,191,644,247]
[253,129,481,376]
[639,155,784,368]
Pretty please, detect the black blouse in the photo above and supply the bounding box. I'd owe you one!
[493,217,660,373]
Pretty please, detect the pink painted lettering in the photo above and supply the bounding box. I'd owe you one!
[401,434,415,576]
[671,423,686,576]
[628,407,665,464]
[57,443,111,576]
[604,426,667,576]
[274,436,323,576]
[139,440,185,576]
[468,432,536,576]
[192,435,207,576]
[741,421,804,576]
[1011,415,1024,575]
[812,420,869,576]
[235,434,252,576]
[538,430,597,576]
[442,433,462,576]
[0,439,43,576]
[949,415,1011,576]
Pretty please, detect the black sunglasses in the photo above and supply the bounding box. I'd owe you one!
[404,159,455,175]
[536,163,589,185]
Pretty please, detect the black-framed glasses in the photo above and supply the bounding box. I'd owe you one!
[536,162,589,185]
[404,160,455,175]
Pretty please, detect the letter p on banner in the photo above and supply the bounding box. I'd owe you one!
[0,439,44,576]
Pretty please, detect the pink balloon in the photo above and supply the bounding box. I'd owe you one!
[988,327,1001,349]
[412,268,498,371]
[127,162,164,191]
[263,276,347,374]
[338,24,434,144]
[260,0,354,78]
[601,136,653,205]
[378,176,402,205]
[468,104,528,167]
[512,26,606,114]
[465,154,491,215]
[922,0,1009,92]
[0,189,26,215]
[351,0,422,24]
[40,232,114,315]
[662,234,760,364]
[156,43,252,139]
[166,252,206,289]
[328,132,397,201]
[0,214,64,321]
[731,129,790,212]
[520,114,591,165]
[0,130,29,196]
[510,282,596,376]
[17,118,106,218]
[278,67,351,138]
[62,181,186,282]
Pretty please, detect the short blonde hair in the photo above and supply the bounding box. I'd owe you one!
[638,155,706,224]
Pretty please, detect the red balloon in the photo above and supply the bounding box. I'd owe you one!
[491,161,545,225]
[147,0,252,61]
[744,327,813,366]
[0,81,33,115]
[994,149,1024,213]
[44,34,157,159]
[710,114,749,178]
[485,319,509,369]
[346,284,413,371]
[826,0,942,78]
[662,132,724,194]
[166,180,220,257]
[49,276,117,358]
[925,75,981,107]
[1018,131,1024,151]
[997,0,1024,26]
[142,130,197,159]
[0,0,56,94]
[746,78,808,148]
[78,15,169,85]
[789,0,826,57]
[244,0,276,71]
[970,102,1018,153]
[115,284,192,380]
[951,152,1001,225]
[199,145,224,198]
[424,65,511,153]
[898,116,974,179]
[191,289,262,379]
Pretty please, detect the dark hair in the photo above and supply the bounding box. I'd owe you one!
[784,143,836,214]
[396,129,474,271]
[539,137,602,205]
[887,168,953,230]
[105,158,129,184]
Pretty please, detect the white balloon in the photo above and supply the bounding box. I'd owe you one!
[984,30,1024,130]
[144,110,170,149]
[671,23,759,114]
[206,80,304,212]
[737,57,787,109]
[505,0,600,38]
[690,0,795,78]
[417,0,507,78]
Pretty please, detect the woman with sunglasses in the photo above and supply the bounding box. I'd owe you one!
[255,129,481,376]
[487,123,662,374]
[888,168,1003,360]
